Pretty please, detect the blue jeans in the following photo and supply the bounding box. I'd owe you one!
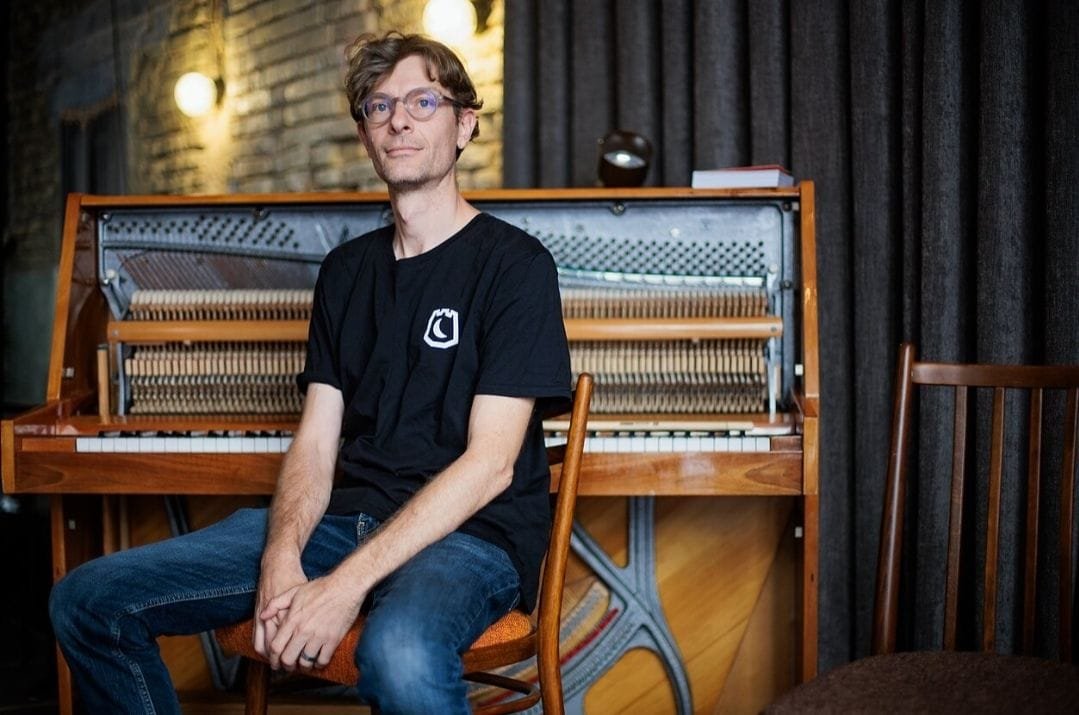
[49,507,521,714]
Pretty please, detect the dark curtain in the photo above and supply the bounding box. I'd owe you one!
[503,0,1079,670]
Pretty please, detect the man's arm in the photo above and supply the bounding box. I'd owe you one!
[263,392,535,670]
[254,382,344,658]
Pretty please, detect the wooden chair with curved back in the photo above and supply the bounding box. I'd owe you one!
[767,343,1079,712]
[218,372,593,715]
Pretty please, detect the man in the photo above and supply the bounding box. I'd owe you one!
[49,31,571,714]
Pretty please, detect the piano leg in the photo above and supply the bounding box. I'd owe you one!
[799,493,820,682]
[50,494,105,715]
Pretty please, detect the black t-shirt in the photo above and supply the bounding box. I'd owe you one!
[297,213,571,611]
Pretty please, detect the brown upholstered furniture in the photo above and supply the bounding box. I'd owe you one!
[768,343,1079,712]
[217,372,593,715]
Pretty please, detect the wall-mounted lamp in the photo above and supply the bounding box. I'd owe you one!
[174,71,222,117]
[598,130,653,187]
[422,0,491,44]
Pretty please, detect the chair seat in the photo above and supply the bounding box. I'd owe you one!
[766,651,1079,714]
[217,609,535,687]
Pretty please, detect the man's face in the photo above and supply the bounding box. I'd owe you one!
[357,54,476,192]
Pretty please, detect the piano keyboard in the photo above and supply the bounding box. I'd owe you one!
[553,434,773,453]
[76,435,294,453]
[75,433,772,454]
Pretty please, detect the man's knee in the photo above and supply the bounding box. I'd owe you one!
[355,618,462,708]
[49,560,113,642]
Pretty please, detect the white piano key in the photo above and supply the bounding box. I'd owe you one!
[598,437,620,453]
[673,436,687,452]
[254,437,269,453]
[152,437,166,452]
[654,436,674,452]
[617,436,632,452]
[687,436,701,452]
[756,437,771,452]
[630,436,646,452]
[101,438,116,453]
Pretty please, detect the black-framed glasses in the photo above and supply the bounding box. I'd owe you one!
[360,87,458,126]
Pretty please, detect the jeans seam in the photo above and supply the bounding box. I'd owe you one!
[109,583,257,714]
[463,580,521,650]
[123,583,257,616]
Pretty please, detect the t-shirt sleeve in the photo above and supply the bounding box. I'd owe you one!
[476,250,571,413]
[297,261,342,393]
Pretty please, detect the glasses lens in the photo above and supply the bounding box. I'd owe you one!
[404,89,442,119]
[362,95,393,123]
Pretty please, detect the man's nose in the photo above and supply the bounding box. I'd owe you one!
[388,100,412,131]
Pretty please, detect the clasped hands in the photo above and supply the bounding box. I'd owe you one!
[253,564,364,672]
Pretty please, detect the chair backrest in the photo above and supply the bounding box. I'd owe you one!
[535,372,593,708]
[873,343,1079,659]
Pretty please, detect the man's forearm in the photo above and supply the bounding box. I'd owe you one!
[263,440,335,564]
[261,384,343,567]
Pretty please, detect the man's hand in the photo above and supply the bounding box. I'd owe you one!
[253,554,307,660]
[262,571,366,671]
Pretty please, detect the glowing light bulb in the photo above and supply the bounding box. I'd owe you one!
[174,72,218,117]
[422,0,477,45]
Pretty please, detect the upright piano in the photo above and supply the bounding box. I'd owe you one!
[2,187,819,714]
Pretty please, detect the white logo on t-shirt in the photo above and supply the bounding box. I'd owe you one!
[423,308,459,349]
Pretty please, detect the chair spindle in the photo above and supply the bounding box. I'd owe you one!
[1060,388,1078,661]
[944,385,969,650]
[1021,388,1043,654]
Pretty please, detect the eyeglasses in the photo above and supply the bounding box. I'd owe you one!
[360,87,459,126]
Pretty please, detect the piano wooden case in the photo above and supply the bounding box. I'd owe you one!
[2,187,819,712]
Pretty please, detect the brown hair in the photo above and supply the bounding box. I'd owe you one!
[344,31,483,140]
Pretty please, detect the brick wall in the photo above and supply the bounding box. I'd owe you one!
[3,0,505,405]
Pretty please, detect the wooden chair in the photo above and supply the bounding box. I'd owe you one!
[218,373,593,715]
[767,343,1079,712]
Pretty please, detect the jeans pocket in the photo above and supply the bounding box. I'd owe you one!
[355,512,381,543]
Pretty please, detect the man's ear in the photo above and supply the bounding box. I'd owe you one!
[456,109,477,151]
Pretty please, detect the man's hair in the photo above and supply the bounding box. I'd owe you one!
[344,31,483,140]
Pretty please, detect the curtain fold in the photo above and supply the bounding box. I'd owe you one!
[504,0,1079,669]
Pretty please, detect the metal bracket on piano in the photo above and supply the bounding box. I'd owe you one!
[556,497,693,715]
